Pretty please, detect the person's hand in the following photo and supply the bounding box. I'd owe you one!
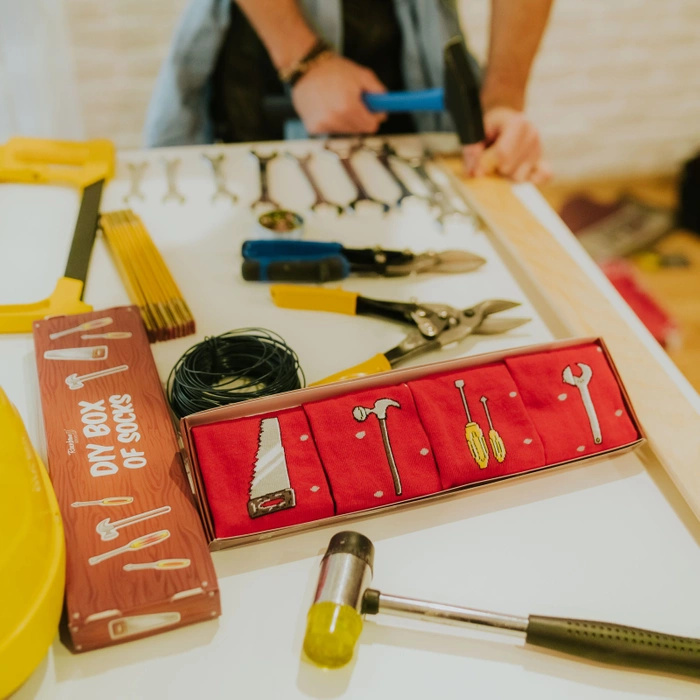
[291,53,388,134]
[462,106,551,184]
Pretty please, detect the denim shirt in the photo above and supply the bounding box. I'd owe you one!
[143,0,463,147]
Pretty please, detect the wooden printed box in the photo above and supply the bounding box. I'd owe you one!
[33,306,220,652]
[180,337,645,551]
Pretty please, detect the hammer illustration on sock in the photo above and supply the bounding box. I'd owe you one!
[352,398,402,496]
[303,531,700,678]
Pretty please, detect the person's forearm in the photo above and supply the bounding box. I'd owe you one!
[234,0,318,71]
[482,0,553,111]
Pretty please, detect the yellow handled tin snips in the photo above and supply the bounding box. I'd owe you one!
[270,285,530,385]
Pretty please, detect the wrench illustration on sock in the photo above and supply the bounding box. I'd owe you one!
[562,362,602,444]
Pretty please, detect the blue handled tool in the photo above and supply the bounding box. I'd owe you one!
[362,37,485,147]
[241,239,486,282]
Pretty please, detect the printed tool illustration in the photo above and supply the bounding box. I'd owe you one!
[71,496,134,508]
[562,362,602,444]
[454,379,489,469]
[88,529,171,566]
[96,505,171,542]
[480,396,506,462]
[352,398,402,495]
[65,364,129,390]
[123,558,191,572]
[49,316,113,340]
[247,417,296,518]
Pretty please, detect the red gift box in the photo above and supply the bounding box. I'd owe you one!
[303,384,441,514]
[190,407,335,538]
[409,363,546,489]
[504,342,640,464]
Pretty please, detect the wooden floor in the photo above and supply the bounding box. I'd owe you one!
[539,176,700,393]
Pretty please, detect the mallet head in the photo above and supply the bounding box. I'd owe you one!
[303,531,374,668]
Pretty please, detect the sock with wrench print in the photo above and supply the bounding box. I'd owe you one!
[504,342,640,463]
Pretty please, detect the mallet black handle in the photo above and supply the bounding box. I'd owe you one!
[363,590,700,679]
[527,615,700,679]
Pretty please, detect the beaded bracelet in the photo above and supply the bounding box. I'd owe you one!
[278,38,333,87]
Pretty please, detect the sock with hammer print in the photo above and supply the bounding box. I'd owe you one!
[303,384,442,514]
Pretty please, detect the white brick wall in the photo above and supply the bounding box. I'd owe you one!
[54,0,700,179]
[460,0,700,179]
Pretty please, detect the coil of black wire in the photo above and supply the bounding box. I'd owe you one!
[167,328,306,419]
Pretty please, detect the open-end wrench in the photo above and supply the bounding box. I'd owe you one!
[562,362,602,444]
[361,141,418,206]
[65,364,129,390]
[123,162,148,204]
[162,158,185,204]
[250,150,281,210]
[385,146,461,223]
[96,505,171,542]
[285,152,344,215]
[324,141,390,213]
[202,153,239,203]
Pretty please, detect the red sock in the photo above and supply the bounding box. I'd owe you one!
[504,342,640,463]
[303,384,442,514]
[409,362,546,488]
[191,407,335,538]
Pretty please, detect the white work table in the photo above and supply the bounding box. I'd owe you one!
[3,136,700,699]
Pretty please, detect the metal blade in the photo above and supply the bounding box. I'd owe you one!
[249,418,291,498]
[465,299,521,316]
[473,316,531,335]
[429,250,487,274]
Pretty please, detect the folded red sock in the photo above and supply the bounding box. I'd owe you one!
[190,407,335,538]
[303,384,442,514]
[409,362,546,488]
[504,342,640,463]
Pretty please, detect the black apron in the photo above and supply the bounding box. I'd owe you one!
[209,0,416,143]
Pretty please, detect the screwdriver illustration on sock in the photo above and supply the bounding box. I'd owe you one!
[454,379,489,469]
[480,395,506,462]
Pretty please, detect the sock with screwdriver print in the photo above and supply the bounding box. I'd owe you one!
[409,362,546,488]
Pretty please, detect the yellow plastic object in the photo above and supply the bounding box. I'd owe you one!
[0,136,115,188]
[0,387,65,698]
[270,284,359,315]
[303,602,363,668]
[311,353,393,386]
[0,277,92,334]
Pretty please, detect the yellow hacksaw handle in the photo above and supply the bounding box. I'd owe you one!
[0,277,92,333]
[0,137,115,188]
[270,284,359,315]
[466,422,489,469]
[311,353,392,386]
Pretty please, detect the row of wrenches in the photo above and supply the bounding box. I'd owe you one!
[122,141,471,223]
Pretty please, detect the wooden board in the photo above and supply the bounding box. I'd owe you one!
[459,173,700,523]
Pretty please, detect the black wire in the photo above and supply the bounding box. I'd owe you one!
[167,328,305,419]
